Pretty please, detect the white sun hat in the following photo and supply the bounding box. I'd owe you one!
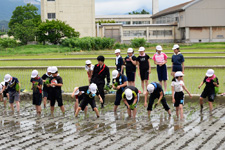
[175,71,184,77]
[147,84,155,93]
[112,70,119,79]
[172,44,180,50]
[138,47,145,51]
[89,83,98,94]
[47,67,52,73]
[115,49,121,54]
[31,70,38,78]
[125,89,133,100]
[156,45,163,51]
[51,66,58,74]
[206,69,214,77]
[4,74,11,82]
[127,48,134,53]
[85,60,92,65]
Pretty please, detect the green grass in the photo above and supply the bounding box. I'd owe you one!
[0,58,224,67]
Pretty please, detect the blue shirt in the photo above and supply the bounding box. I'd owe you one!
[6,77,19,92]
[172,53,184,65]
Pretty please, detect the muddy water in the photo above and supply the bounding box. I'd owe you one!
[0,101,224,150]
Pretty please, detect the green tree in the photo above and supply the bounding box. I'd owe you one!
[129,9,150,15]
[12,20,37,45]
[8,3,41,44]
[37,20,80,45]
[96,20,116,25]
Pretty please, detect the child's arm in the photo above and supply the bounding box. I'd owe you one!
[198,81,204,89]
[121,64,124,74]
[98,95,103,103]
[183,85,192,98]
[182,62,184,74]
[156,91,164,105]
[117,81,127,90]
[71,87,79,98]
[123,99,130,109]
[137,61,140,77]
[171,86,175,104]
[148,60,151,74]
[171,63,173,76]
[1,86,6,93]
[144,92,148,107]
[133,96,137,105]
[130,57,136,65]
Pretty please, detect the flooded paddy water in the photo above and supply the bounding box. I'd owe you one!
[0,99,225,150]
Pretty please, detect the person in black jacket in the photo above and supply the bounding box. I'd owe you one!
[91,56,110,108]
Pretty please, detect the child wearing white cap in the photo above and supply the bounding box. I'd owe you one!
[122,86,139,118]
[198,69,219,113]
[171,44,185,77]
[74,83,103,118]
[152,45,168,93]
[137,47,151,94]
[171,71,192,120]
[85,60,94,83]
[124,48,137,86]
[31,70,43,115]
[115,49,124,74]
[41,67,52,108]
[1,74,20,112]
[71,87,87,115]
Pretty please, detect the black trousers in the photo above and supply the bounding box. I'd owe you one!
[96,83,105,105]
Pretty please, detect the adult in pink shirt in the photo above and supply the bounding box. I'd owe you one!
[152,45,168,93]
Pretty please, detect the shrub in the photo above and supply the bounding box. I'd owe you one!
[62,37,115,50]
[131,38,147,48]
[0,38,18,48]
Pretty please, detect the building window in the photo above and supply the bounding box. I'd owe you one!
[123,30,146,37]
[48,13,56,19]
[152,30,172,36]
[116,21,131,25]
[133,21,150,25]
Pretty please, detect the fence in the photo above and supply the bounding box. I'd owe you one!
[0,67,224,94]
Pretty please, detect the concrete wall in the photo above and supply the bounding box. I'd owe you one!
[182,0,225,27]
[41,0,95,37]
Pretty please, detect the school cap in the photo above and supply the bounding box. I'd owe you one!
[172,44,179,50]
[51,66,58,73]
[115,49,121,54]
[112,70,119,79]
[156,45,163,51]
[31,70,38,78]
[47,67,52,73]
[127,48,134,53]
[89,83,97,94]
[4,74,11,82]
[86,60,92,65]
[147,84,155,93]
[175,71,184,77]
[138,47,145,51]
[206,69,214,77]
[125,89,133,100]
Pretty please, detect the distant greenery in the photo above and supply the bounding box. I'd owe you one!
[96,20,116,25]
[62,37,115,50]
[0,38,18,48]
[129,9,150,15]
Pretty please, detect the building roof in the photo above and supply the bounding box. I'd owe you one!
[151,0,194,18]
[96,14,151,19]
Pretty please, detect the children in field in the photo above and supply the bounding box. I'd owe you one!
[71,87,87,115]
[2,74,20,112]
[112,70,128,113]
[0,81,9,108]
[122,86,139,118]
[144,82,171,117]
[74,83,103,118]
[48,66,65,115]
[41,67,52,108]
[198,69,219,112]
[153,45,168,93]
[171,44,185,77]
[171,71,192,120]
[137,47,151,94]
[115,49,124,74]
[31,70,43,115]
[85,60,94,83]
[124,48,137,86]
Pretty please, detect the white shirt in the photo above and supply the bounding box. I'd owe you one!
[116,55,121,65]
[85,64,94,71]
[171,79,184,92]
